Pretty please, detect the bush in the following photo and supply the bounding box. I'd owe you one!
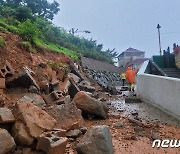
[15,6,34,22]
[0,26,8,33]
[0,20,19,33]
[3,17,20,27]
[0,36,5,47]
[18,19,41,41]
[33,37,79,60]
[0,6,16,18]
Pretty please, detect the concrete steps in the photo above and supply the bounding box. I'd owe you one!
[162,68,180,79]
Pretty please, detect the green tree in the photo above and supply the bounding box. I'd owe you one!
[0,6,16,18]
[1,0,60,20]
[15,6,33,22]
[24,0,60,20]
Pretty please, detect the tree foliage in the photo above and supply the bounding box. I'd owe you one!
[18,19,41,41]
[0,1,116,64]
[0,0,60,20]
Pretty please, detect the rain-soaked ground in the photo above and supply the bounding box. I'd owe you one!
[110,87,180,127]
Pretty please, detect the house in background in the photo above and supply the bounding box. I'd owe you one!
[126,58,150,70]
[117,47,146,68]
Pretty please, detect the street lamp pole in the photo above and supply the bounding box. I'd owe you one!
[69,28,91,35]
[157,24,162,56]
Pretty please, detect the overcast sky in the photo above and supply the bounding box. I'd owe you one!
[48,0,180,58]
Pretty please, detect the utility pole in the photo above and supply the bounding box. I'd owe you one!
[157,24,162,56]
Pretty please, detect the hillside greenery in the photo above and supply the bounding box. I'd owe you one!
[0,36,5,47]
[0,0,118,63]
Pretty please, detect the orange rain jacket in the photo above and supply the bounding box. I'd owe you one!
[125,67,135,83]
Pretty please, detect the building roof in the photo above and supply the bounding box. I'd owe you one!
[124,47,145,53]
[81,57,125,73]
[126,58,150,67]
[117,47,145,57]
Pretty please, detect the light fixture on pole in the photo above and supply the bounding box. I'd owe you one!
[69,28,91,35]
[157,24,162,56]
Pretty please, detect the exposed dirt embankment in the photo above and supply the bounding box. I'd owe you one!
[0,32,70,72]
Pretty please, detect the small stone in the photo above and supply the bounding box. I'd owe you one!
[56,95,71,105]
[117,109,125,112]
[134,126,143,132]
[151,134,159,141]
[68,138,75,142]
[66,129,82,138]
[125,97,142,103]
[80,127,88,134]
[52,129,67,137]
[131,135,138,140]
[111,113,120,119]
[114,122,123,128]
[138,131,146,137]
[131,111,138,116]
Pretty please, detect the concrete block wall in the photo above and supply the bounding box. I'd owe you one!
[137,61,180,120]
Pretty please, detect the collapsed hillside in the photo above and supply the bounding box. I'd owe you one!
[0,31,114,153]
[0,32,180,154]
[0,32,70,72]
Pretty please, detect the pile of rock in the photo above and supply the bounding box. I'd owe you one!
[0,60,113,154]
[83,68,121,94]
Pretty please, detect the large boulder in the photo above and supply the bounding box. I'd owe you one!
[78,80,95,92]
[19,93,46,108]
[68,73,80,84]
[59,77,71,95]
[76,125,113,154]
[73,91,108,119]
[0,128,16,154]
[68,78,80,98]
[0,107,15,123]
[13,102,57,138]
[46,103,84,131]
[11,121,34,145]
[69,60,84,81]
[36,133,68,154]
[6,69,40,90]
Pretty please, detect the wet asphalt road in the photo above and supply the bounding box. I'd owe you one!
[110,90,180,127]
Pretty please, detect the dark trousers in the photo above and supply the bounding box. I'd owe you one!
[122,79,125,86]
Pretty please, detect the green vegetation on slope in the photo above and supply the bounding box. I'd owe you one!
[0,0,118,63]
[33,38,79,60]
[0,36,5,47]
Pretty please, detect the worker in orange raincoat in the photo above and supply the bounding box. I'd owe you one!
[126,67,135,92]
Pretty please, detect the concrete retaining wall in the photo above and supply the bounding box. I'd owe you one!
[137,61,180,120]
